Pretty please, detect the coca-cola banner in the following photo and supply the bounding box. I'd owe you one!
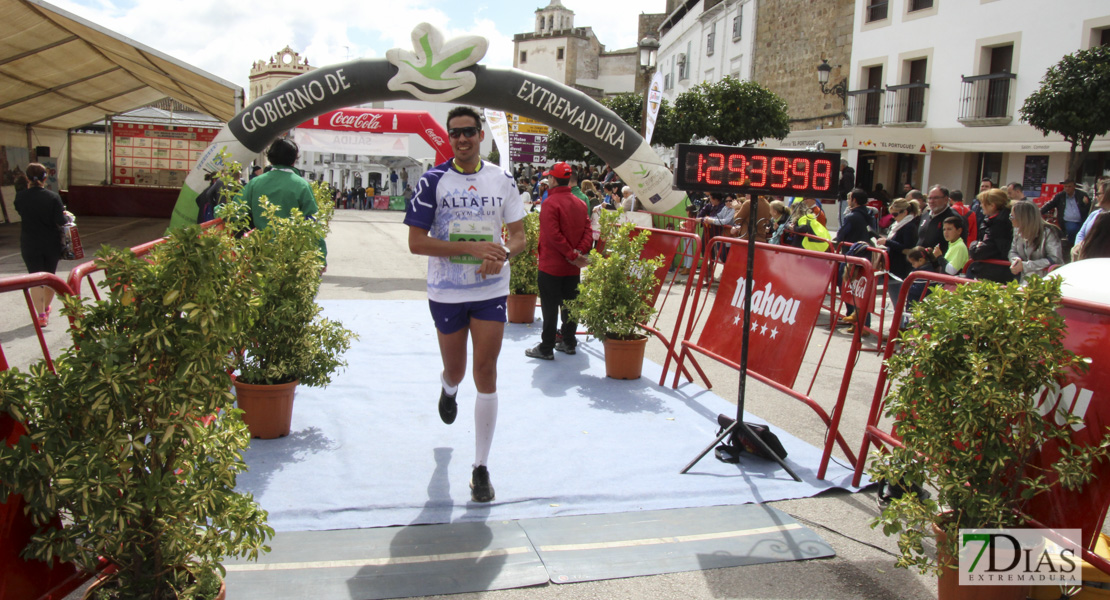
[699,243,837,387]
[170,23,682,229]
[297,108,451,164]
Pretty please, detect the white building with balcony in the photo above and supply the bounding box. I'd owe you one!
[772,0,1110,197]
[656,0,757,103]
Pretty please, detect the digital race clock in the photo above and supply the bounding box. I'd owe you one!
[673,144,841,199]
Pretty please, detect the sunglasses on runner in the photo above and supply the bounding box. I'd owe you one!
[448,127,480,138]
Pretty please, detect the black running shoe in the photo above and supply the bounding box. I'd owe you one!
[438,388,457,425]
[470,465,495,502]
[554,339,576,355]
[524,344,554,360]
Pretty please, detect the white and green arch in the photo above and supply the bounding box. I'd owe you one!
[170,23,681,229]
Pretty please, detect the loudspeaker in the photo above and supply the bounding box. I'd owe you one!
[34,146,50,158]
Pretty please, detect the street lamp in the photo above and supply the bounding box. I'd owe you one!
[639,36,660,137]
[816,59,847,103]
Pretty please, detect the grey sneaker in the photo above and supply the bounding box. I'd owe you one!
[554,339,576,355]
[470,465,495,502]
[525,344,554,360]
[438,388,457,425]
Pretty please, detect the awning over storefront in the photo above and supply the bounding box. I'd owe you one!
[0,0,241,130]
[759,127,930,155]
[930,140,1110,153]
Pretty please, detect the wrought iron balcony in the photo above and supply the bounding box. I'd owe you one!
[846,88,885,126]
[885,82,929,126]
[958,72,1016,126]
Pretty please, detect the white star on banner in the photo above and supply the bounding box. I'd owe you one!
[770,327,779,339]
[733,314,742,325]
[760,324,768,335]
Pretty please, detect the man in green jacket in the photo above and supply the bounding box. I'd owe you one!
[239,138,327,260]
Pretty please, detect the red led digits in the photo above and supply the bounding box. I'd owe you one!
[728,153,747,186]
[677,145,838,197]
[748,155,767,187]
[813,159,832,191]
[792,158,810,189]
[769,156,790,189]
[702,152,725,184]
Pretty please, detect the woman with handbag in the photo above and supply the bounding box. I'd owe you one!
[13,163,66,327]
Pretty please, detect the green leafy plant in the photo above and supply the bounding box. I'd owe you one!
[868,276,1110,576]
[508,211,540,295]
[1021,44,1110,182]
[0,224,274,600]
[565,209,662,340]
[220,180,356,386]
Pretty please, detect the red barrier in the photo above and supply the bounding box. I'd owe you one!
[835,242,891,352]
[853,271,1110,573]
[636,227,701,387]
[0,273,85,600]
[672,237,875,479]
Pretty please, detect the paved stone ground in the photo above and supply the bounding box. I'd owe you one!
[0,210,938,599]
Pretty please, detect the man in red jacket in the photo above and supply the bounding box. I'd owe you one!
[526,162,594,360]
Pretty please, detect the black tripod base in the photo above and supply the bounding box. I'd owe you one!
[681,421,803,482]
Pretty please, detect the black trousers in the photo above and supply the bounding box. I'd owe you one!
[537,270,581,350]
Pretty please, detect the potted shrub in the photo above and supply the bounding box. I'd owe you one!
[868,276,1110,600]
[565,209,662,379]
[222,181,356,439]
[0,224,274,599]
[507,211,540,324]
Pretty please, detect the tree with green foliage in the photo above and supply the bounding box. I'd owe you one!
[1021,45,1110,182]
[545,93,681,165]
[675,77,790,146]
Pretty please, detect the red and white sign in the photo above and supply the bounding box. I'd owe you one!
[699,246,836,387]
[297,108,452,164]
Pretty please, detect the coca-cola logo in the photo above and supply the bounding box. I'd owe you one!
[329,111,383,130]
[846,275,868,301]
[425,128,445,146]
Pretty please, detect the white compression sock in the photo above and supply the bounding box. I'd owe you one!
[441,371,458,396]
[473,392,498,467]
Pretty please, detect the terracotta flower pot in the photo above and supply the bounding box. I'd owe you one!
[84,573,226,599]
[602,335,648,380]
[233,379,298,439]
[506,294,537,324]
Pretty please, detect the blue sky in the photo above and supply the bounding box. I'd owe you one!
[51,0,659,90]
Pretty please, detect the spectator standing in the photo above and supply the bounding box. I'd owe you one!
[918,185,956,255]
[1010,200,1064,282]
[1040,178,1091,255]
[14,162,66,326]
[1073,182,1109,260]
[876,197,920,304]
[837,159,855,222]
[932,216,969,275]
[238,139,327,260]
[525,162,593,360]
[966,188,1015,283]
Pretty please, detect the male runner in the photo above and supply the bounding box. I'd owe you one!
[404,106,526,502]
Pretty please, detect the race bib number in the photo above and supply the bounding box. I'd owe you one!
[449,221,495,264]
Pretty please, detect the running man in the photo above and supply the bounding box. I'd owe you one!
[404,106,526,502]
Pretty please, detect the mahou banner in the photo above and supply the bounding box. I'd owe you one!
[700,245,836,387]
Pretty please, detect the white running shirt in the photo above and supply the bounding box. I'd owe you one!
[404,159,526,303]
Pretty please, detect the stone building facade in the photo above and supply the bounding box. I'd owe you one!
[513,0,661,98]
[248,46,315,104]
[751,0,854,131]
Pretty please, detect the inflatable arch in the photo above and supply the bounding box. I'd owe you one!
[169,23,681,228]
